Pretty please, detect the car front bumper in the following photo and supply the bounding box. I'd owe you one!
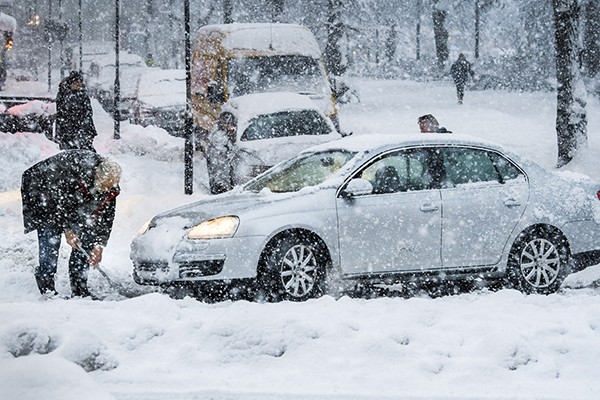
[131,234,266,285]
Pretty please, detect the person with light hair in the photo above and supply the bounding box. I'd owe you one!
[21,150,121,298]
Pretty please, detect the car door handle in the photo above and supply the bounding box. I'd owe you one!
[420,203,439,212]
[503,197,521,207]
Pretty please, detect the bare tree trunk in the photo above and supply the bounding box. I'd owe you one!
[270,0,285,23]
[415,0,421,60]
[223,0,233,24]
[475,0,480,59]
[325,0,346,76]
[432,1,449,69]
[582,0,600,76]
[553,0,587,167]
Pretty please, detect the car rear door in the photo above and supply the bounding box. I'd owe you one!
[438,147,529,268]
[336,148,442,275]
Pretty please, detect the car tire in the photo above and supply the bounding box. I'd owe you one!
[258,234,327,302]
[507,228,570,294]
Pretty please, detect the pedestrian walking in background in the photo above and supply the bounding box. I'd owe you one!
[450,53,475,104]
[55,71,98,151]
[418,114,452,133]
[21,150,121,298]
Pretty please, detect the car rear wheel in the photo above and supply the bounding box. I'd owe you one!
[508,229,570,294]
[258,235,326,302]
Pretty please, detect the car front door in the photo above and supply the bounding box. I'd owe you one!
[439,147,529,268]
[336,148,442,276]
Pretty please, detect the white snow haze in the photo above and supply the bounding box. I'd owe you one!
[1,77,600,400]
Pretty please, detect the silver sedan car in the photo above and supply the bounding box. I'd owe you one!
[131,134,600,300]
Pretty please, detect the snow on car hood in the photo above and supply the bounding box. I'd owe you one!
[223,92,323,124]
[151,191,281,228]
[136,69,186,109]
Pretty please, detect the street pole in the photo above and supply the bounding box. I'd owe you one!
[114,0,121,140]
[78,0,82,71]
[47,0,52,92]
[58,0,64,79]
[184,0,193,194]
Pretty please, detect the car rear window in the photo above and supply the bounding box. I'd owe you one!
[241,110,331,141]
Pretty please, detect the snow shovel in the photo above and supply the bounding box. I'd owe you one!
[72,242,141,298]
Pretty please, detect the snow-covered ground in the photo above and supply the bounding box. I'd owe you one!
[1,78,600,400]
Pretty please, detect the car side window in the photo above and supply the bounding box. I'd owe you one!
[356,149,432,194]
[241,110,331,141]
[488,152,524,182]
[442,148,505,186]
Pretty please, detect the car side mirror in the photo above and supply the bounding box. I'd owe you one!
[341,178,373,198]
[207,81,224,104]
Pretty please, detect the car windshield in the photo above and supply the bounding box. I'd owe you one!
[241,110,331,141]
[244,150,356,193]
[227,56,326,97]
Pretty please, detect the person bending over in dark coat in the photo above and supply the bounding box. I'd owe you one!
[55,71,98,151]
[21,150,121,298]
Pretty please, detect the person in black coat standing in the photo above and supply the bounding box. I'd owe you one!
[21,150,121,298]
[450,53,475,104]
[55,71,98,151]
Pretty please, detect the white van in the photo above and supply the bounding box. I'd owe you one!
[191,23,338,135]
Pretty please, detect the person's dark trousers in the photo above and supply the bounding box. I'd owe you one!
[456,84,465,104]
[68,238,93,297]
[35,225,62,295]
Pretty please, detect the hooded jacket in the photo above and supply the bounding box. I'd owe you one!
[55,71,98,150]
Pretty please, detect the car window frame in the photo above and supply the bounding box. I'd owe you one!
[438,146,526,188]
[339,146,442,197]
[337,144,528,198]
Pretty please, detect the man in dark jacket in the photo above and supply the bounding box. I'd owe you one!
[21,150,121,297]
[450,53,475,104]
[55,71,98,151]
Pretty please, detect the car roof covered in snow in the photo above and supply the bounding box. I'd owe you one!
[137,69,186,97]
[194,23,322,58]
[222,92,324,124]
[303,133,520,159]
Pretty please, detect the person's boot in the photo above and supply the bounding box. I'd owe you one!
[70,274,92,298]
[35,275,57,296]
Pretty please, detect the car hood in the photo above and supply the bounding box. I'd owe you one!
[151,190,287,227]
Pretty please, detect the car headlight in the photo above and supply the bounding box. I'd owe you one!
[187,216,239,240]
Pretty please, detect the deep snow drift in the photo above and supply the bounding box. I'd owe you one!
[1,78,600,400]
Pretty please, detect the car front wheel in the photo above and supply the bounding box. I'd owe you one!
[258,235,326,301]
[508,229,570,294]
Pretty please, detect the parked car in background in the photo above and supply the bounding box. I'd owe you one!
[0,97,55,136]
[67,41,115,73]
[86,51,149,119]
[130,69,186,136]
[203,92,342,194]
[191,23,338,135]
[131,134,600,301]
